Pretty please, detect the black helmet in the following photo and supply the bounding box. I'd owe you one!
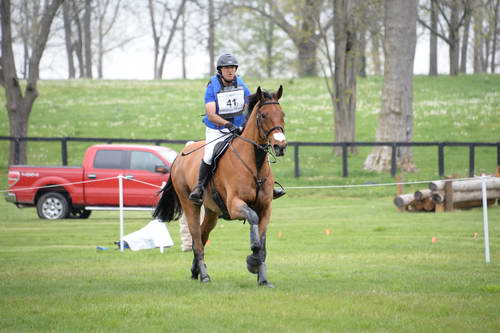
[216,53,239,70]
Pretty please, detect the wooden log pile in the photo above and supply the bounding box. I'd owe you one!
[394,177,500,212]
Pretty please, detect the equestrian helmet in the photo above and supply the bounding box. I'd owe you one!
[217,53,239,70]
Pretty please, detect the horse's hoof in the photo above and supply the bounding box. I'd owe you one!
[200,275,211,283]
[246,255,260,274]
[258,281,275,288]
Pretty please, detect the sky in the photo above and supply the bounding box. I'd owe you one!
[38,27,454,80]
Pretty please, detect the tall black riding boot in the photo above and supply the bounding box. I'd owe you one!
[189,160,212,205]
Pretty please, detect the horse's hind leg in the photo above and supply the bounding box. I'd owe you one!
[191,209,218,282]
[182,203,210,282]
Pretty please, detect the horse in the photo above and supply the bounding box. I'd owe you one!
[153,85,286,287]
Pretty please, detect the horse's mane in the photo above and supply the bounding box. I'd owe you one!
[247,90,273,118]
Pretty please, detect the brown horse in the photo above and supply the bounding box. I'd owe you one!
[153,86,286,287]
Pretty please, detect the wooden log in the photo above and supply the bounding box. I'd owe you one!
[454,199,496,210]
[429,177,500,191]
[394,193,415,208]
[432,190,500,204]
[414,189,432,201]
[432,191,445,204]
[422,198,435,211]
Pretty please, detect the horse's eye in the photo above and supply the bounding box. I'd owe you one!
[260,113,267,119]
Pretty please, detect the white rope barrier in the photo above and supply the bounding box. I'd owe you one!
[0,176,120,193]
[284,176,488,190]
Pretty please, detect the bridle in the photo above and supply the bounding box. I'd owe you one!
[255,101,285,141]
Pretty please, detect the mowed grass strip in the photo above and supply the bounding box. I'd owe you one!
[1,195,499,332]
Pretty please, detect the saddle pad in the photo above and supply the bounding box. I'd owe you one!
[210,135,234,174]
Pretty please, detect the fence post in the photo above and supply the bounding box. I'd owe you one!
[469,144,475,177]
[61,138,68,166]
[438,143,445,177]
[390,144,397,177]
[342,143,348,177]
[294,144,300,178]
[481,175,491,263]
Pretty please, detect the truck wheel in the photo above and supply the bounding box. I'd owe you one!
[37,192,70,220]
[69,208,92,219]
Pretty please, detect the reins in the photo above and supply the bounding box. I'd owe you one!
[228,100,283,206]
[181,131,233,156]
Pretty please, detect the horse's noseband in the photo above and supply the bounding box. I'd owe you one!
[256,101,285,140]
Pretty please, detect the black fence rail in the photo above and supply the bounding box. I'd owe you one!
[1,136,499,178]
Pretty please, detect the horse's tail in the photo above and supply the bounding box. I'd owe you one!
[153,176,183,222]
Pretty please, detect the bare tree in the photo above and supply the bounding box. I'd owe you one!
[84,0,92,78]
[207,0,215,75]
[460,0,472,73]
[419,0,471,76]
[63,0,76,78]
[1,0,64,165]
[236,0,333,77]
[489,0,499,72]
[148,0,188,79]
[429,0,439,75]
[94,0,137,79]
[364,0,417,172]
[472,0,484,73]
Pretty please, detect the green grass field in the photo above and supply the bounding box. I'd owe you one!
[0,75,499,331]
[1,196,499,332]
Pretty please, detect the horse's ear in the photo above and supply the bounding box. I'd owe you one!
[276,85,283,100]
[256,86,263,101]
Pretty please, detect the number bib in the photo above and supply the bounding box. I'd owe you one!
[216,88,245,118]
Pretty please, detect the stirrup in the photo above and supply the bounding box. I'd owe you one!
[273,188,286,200]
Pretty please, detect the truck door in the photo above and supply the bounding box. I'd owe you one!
[123,150,170,207]
[84,149,127,206]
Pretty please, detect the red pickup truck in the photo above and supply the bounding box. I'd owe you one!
[5,144,177,219]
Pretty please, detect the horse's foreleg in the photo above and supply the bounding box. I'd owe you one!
[255,233,273,287]
[238,204,261,252]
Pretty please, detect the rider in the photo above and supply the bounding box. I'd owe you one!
[188,53,285,205]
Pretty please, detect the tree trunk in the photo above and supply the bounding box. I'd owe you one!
[448,0,460,76]
[296,38,318,77]
[490,0,499,73]
[84,0,93,78]
[370,28,382,75]
[429,0,438,76]
[208,0,215,75]
[181,6,187,79]
[364,0,417,173]
[333,0,358,154]
[357,28,367,78]
[264,1,274,78]
[63,0,76,79]
[72,0,85,78]
[1,0,64,165]
[473,0,484,73]
[460,4,472,74]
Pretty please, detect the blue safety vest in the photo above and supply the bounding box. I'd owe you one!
[203,75,249,129]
